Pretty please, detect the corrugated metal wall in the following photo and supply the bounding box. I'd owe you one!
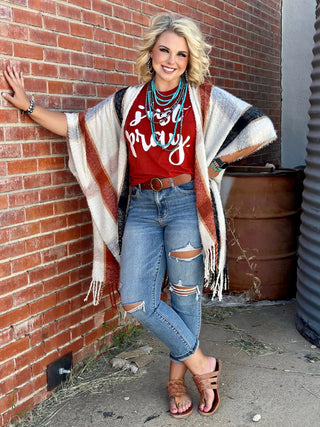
[296,4,320,347]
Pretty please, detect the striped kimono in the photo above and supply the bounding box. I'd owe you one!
[66,83,277,305]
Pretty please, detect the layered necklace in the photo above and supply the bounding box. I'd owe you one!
[145,75,188,150]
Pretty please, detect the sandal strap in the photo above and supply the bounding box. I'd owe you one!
[193,359,221,393]
[167,379,188,402]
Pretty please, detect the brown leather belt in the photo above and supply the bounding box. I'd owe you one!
[139,174,192,192]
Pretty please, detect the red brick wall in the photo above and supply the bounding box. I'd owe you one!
[0,0,281,424]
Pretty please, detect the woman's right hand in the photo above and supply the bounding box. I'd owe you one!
[2,65,30,111]
[2,64,68,137]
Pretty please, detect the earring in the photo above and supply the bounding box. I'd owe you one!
[147,57,153,74]
[184,69,189,82]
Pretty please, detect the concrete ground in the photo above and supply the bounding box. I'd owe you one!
[16,299,320,427]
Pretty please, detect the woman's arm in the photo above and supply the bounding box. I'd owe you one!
[2,65,68,137]
[208,144,263,178]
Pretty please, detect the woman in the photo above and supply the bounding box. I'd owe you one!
[2,14,276,418]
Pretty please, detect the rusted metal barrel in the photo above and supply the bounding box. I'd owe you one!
[296,5,320,347]
[221,166,302,301]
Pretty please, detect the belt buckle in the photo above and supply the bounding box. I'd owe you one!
[150,177,163,192]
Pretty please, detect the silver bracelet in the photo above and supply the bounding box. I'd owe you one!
[22,100,35,115]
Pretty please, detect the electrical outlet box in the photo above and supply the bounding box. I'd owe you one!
[47,352,72,391]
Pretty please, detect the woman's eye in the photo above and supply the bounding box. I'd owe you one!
[160,48,168,53]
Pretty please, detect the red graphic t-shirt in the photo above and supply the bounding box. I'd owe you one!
[124,84,196,186]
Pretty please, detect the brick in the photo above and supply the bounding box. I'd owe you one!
[0,195,8,210]
[29,322,56,348]
[39,186,66,203]
[14,42,43,60]
[13,8,42,27]
[70,263,92,285]
[0,336,29,364]
[30,28,57,47]
[0,359,15,382]
[0,272,28,293]
[58,34,82,52]
[10,222,40,241]
[68,237,92,255]
[0,392,16,418]
[14,283,43,307]
[5,125,37,142]
[58,3,81,20]
[70,22,93,39]
[70,52,94,68]
[13,367,32,395]
[44,273,69,294]
[42,244,68,263]
[48,81,73,95]
[0,39,13,56]
[0,241,25,261]
[71,318,94,340]
[26,203,54,221]
[12,252,41,276]
[0,305,29,329]
[0,262,11,279]
[28,0,57,13]
[44,47,70,65]
[0,298,13,318]
[13,314,42,339]
[0,144,21,161]
[40,216,67,233]
[0,327,13,348]
[7,158,37,174]
[59,336,83,356]
[26,233,54,253]
[82,40,104,56]
[84,325,105,346]
[43,301,69,324]
[61,96,87,111]
[0,5,11,19]
[43,16,69,34]
[56,284,83,304]
[57,253,83,275]
[0,176,23,193]
[22,142,51,157]
[28,263,57,284]
[55,227,81,245]
[8,190,39,208]
[54,199,79,215]
[29,294,57,316]
[83,10,104,27]
[44,329,70,353]
[31,62,58,78]
[52,170,74,185]
[23,172,51,189]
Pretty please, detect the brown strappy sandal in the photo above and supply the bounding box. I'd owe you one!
[167,379,193,419]
[193,359,221,416]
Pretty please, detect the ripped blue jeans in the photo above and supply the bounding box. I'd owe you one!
[119,180,204,363]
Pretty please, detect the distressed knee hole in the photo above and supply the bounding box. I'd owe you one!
[123,301,144,313]
[170,284,198,296]
[170,243,202,261]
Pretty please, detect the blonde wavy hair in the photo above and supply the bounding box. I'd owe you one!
[136,14,211,87]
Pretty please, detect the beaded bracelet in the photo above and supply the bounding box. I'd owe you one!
[210,164,223,172]
[22,100,35,116]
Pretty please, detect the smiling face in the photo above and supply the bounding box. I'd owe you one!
[150,31,189,91]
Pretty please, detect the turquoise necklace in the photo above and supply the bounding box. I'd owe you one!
[150,78,182,107]
[146,76,188,150]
